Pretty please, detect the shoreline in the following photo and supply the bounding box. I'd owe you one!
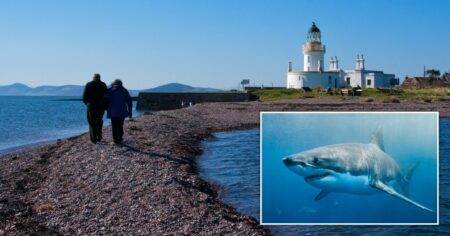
[0,137,80,157]
[0,112,141,158]
[0,129,91,158]
[1,99,449,234]
[0,141,55,157]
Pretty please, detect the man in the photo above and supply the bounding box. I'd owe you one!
[105,79,132,144]
[82,73,107,143]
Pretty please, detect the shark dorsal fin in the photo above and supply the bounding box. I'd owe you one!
[370,126,384,151]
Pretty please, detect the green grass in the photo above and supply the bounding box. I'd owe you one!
[250,88,335,101]
[250,89,304,101]
[250,87,450,102]
[399,88,450,101]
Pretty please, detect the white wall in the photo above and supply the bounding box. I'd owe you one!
[288,70,396,89]
[344,71,397,89]
[344,71,363,88]
[364,71,396,88]
[286,72,341,89]
[302,73,325,88]
[287,72,302,88]
[365,73,375,88]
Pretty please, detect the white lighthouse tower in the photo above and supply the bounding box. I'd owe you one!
[302,22,325,72]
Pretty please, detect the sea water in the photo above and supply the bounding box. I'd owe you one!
[0,96,137,153]
[199,129,260,218]
[198,117,449,234]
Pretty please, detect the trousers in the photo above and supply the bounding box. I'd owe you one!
[111,117,125,143]
[87,109,104,143]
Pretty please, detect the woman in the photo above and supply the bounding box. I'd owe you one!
[105,79,132,144]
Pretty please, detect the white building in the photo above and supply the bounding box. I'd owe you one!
[287,22,398,89]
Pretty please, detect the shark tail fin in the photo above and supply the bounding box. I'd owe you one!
[400,162,420,197]
[370,126,384,151]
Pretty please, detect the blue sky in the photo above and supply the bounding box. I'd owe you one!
[0,0,449,90]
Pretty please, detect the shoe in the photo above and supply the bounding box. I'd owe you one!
[110,141,121,146]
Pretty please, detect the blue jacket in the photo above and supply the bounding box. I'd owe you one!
[105,85,132,118]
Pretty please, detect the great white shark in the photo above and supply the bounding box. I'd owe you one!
[282,127,433,212]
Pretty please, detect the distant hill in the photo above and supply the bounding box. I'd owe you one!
[0,82,221,96]
[142,83,222,93]
[0,83,139,97]
[0,83,32,95]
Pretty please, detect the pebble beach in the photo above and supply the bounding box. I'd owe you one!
[1,98,449,235]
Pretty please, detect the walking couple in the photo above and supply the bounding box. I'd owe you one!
[82,73,132,144]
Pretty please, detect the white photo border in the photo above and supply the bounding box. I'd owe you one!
[259,111,439,226]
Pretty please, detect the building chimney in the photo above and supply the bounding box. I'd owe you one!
[360,54,365,70]
[334,56,339,70]
[356,54,360,70]
[329,57,335,71]
[288,61,292,72]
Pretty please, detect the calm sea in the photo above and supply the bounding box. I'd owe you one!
[199,118,449,235]
[0,96,137,153]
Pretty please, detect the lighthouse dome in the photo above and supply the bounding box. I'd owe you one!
[308,22,320,33]
[307,22,321,42]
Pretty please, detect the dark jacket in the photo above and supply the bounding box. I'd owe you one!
[82,79,108,110]
[105,85,132,118]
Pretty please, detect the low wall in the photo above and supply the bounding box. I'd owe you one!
[136,92,250,111]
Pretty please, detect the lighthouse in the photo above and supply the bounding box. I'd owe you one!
[286,22,398,89]
[302,22,325,72]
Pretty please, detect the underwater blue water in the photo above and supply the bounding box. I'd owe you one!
[199,117,449,235]
[0,96,138,153]
[262,113,438,224]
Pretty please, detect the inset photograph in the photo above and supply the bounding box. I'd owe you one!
[261,112,438,224]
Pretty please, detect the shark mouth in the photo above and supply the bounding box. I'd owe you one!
[304,173,330,182]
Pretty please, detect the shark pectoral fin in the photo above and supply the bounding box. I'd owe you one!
[314,190,330,201]
[371,180,434,212]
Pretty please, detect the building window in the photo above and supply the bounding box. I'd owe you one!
[367,79,372,86]
[346,77,351,85]
[328,76,332,85]
[307,56,310,62]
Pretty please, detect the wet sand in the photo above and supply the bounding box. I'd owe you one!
[1,98,449,235]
